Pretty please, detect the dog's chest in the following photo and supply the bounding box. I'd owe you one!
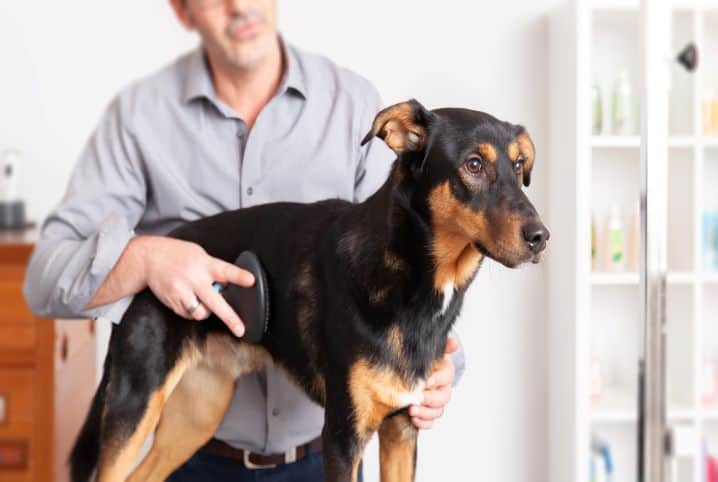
[440,282,455,315]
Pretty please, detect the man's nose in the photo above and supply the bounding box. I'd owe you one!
[522,220,550,254]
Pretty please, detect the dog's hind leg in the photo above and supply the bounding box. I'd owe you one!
[95,347,198,482]
[378,411,418,482]
[127,335,271,482]
[126,363,235,482]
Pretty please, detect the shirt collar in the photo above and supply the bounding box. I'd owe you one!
[182,36,307,105]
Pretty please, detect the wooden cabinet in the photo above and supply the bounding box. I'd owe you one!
[0,229,96,482]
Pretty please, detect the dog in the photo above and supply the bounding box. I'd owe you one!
[69,99,549,482]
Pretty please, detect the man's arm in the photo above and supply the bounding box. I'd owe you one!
[24,95,147,321]
[24,95,254,335]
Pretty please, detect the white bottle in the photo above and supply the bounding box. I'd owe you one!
[612,70,634,136]
[604,205,626,272]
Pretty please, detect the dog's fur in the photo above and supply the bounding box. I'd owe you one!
[70,100,549,482]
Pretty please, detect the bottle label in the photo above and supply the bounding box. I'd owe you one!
[610,229,624,264]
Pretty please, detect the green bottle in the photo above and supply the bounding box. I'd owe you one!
[592,80,603,135]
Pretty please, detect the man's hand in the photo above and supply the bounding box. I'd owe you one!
[135,235,255,337]
[409,337,459,429]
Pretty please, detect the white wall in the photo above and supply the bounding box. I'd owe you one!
[1,1,559,481]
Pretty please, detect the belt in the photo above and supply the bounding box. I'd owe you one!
[200,437,323,469]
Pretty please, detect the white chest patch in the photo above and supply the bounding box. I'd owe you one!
[397,380,427,408]
[440,282,455,315]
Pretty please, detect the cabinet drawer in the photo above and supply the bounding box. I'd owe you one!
[0,281,34,325]
[0,439,28,471]
[0,370,33,428]
[0,326,35,367]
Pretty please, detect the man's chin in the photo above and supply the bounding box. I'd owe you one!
[220,33,276,69]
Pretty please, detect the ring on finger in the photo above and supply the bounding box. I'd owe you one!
[186,296,202,315]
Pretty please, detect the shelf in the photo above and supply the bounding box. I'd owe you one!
[668,272,695,284]
[590,136,706,149]
[703,272,718,284]
[590,272,696,285]
[588,387,693,423]
[591,136,639,148]
[591,0,639,11]
[668,136,696,148]
[591,272,639,285]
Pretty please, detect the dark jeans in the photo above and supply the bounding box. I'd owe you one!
[167,450,363,482]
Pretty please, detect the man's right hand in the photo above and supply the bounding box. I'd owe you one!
[133,235,254,337]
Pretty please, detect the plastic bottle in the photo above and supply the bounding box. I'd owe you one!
[592,79,603,135]
[591,214,597,271]
[612,70,634,136]
[703,81,716,135]
[705,212,718,271]
[604,205,626,272]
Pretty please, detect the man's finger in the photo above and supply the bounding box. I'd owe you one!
[196,284,245,337]
[426,358,455,388]
[420,387,452,409]
[411,417,434,430]
[445,336,460,355]
[409,404,444,421]
[189,302,211,321]
[211,259,255,287]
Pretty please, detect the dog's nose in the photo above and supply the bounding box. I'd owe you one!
[522,221,550,253]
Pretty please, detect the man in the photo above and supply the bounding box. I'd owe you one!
[23,1,463,480]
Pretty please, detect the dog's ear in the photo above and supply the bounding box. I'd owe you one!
[361,99,433,156]
[513,126,535,187]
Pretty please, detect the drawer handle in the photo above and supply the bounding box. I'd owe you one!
[61,333,69,361]
[0,440,27,469]
[0,394,5,424]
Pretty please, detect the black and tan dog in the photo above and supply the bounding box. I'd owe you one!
[70,99,549,482]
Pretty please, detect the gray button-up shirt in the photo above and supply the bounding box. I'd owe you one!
[24,41,464,454]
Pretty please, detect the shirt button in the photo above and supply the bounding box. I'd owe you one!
[247,186,253,196]
[272,408,280,417]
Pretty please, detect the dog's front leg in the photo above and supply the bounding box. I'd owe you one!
[378,410,418,482]
[322,372,374,482]
[321,404,368,482]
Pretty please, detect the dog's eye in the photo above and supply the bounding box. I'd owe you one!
[513,156,524,175]
[465,156,484,175]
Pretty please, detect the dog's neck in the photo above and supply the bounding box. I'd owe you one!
[347,160,481,378]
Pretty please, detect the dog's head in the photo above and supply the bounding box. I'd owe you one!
[362,99,549,270]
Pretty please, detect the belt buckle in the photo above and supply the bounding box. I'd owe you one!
[243,447,297,470]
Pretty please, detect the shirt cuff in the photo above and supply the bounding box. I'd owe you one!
[448,330,466,387]
[81,294,134,324]
[90,213,136,278]
[61,213,135,316]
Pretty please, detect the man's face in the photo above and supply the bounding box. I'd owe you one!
[173,0,278,70]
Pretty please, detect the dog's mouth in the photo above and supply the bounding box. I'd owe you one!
[471,240,544,268]
[472,241,488,257]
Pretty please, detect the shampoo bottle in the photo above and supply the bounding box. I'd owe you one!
[612,70,634,136]
[604,205,626,272]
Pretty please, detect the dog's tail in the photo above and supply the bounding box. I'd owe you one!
[69,341,112,482]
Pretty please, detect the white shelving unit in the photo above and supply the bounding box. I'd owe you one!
[549,2,718,482]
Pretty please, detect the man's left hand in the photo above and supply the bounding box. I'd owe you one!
[409,337,459,429]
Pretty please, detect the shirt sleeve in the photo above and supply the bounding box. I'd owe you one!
[353,87,395,203]
[23,94,147,322]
